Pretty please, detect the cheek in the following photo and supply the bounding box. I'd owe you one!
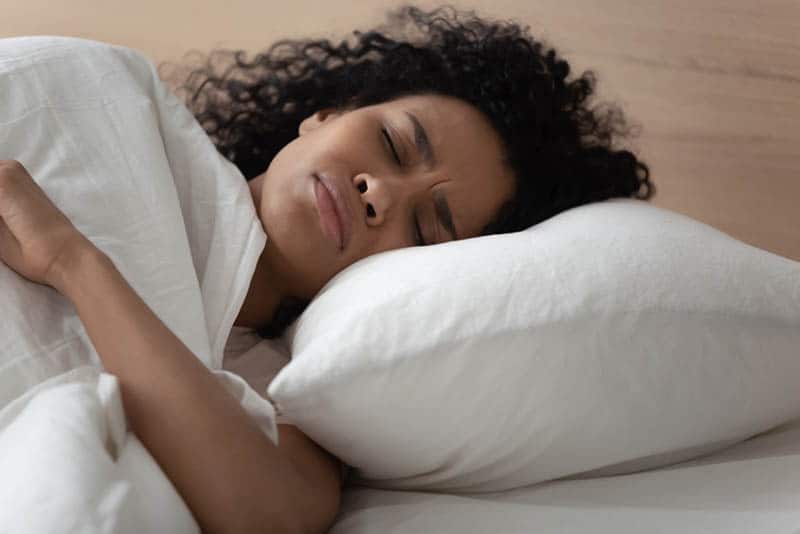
[360,227,411,258]
[258,172,350,298]
[261,158,312,224]
[263,228,338,300]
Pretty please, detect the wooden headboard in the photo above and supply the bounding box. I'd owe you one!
[4,0,798,261]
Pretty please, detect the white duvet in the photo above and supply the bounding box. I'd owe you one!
[0,36,275,533]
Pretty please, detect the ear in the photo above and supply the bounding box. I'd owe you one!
[298,108,341,136]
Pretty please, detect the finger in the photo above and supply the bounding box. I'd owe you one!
[0,160,53,216]
[0,164,68,236]
[0,161,27,220]
[0,216,23,271]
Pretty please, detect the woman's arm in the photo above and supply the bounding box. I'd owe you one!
[276,423,344,513]
[54,244,340,534]
[0,161,339,533]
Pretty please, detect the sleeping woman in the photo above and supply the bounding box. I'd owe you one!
[0,5,653,533]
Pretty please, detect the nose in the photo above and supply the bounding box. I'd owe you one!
[353,172,396,227]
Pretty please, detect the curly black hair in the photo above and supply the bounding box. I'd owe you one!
[160,4,654,339]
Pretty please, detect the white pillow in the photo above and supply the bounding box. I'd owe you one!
[267,199,800,492]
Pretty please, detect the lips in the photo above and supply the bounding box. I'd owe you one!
[313,173,352,251]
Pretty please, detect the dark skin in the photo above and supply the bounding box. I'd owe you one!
[231,92,517,529]
[0,93,515,532]
[234,93,516,328]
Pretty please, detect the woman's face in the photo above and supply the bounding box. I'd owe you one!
[248,93,516,300]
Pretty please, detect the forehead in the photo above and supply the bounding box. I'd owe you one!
[385,94,515,238]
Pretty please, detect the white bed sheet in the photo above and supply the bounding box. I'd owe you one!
[333,416,800,533]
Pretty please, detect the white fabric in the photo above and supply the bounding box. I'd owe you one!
[0,36,275,532]
[222,326,293,425]
[268,198,800,493]
[221,327,356,484]
[333,415,800,533]
[0,370,197,533]
[223,327,291,404]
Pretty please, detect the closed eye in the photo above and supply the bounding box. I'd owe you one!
[414,214,426,246]
[382,128,401,165]
[382,127,424,245]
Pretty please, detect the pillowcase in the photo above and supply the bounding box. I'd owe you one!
[267,198,800,492]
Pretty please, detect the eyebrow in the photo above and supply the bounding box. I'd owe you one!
[405,111,459,241]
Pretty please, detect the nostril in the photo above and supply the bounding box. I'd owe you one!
[366,204,376,218]
[357,181,367,194]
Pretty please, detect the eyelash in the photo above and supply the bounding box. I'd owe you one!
[381,127,425,246]
[414,216,426,246]
[381,127,401,165]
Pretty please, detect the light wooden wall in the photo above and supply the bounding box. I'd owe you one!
[3,0,798,260]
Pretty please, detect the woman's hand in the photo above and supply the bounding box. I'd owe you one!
[0,159,95,292]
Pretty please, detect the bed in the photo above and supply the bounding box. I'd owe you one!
[1,1,799,532]
[333,418,800,533]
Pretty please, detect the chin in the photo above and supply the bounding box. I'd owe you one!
[266,241,332,300]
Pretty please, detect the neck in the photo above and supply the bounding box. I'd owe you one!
[234,174,282,330]
[234,238,282,330]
